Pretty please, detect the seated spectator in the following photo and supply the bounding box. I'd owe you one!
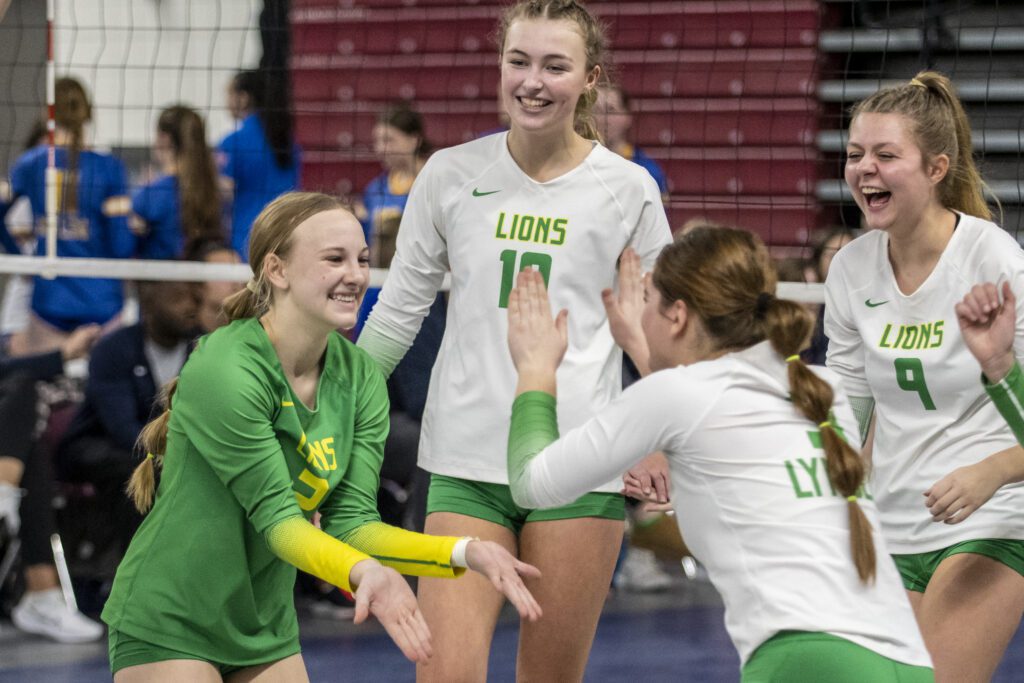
[187,241,244,333]
[0,325,103,643]
[595,84,670,202]
[132,106,225,260]
[56,280,200,559]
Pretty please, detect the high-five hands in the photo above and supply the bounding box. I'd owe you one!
[955,281,1016,382]
[507,268,567,395]
[602,247,651,376]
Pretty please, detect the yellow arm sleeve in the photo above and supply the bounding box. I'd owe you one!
[340,521,465,578]
[265,516,373,593]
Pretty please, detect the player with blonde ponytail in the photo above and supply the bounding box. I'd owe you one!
[826,71,1024,681]
[505,227,932,682]
[104,192,541,681]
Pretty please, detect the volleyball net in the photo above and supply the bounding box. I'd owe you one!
[0,0,1020,307]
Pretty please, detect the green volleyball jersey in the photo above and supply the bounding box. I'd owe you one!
[102,318,458,665]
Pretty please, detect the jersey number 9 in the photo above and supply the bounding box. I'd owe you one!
[894,357,937,410]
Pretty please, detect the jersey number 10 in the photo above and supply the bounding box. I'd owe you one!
[498,249,552,308]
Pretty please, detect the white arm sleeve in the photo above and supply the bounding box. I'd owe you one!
[357,155,450,376]
[517,372,700,508]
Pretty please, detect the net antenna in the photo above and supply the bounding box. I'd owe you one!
[43,0,56,278]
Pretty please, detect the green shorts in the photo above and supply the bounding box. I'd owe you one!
[892,539,1024,593]
[742,631,934,683]
[108,628,258,676]
[426,473,625,535]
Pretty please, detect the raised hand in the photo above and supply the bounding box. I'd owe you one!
[465,541,543,622]
[350,560,433,663]
[955,281,1016,382]
[507,268,568,394]
[602,247,650,375]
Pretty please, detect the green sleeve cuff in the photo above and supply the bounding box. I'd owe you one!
[984,360,1024,446]
[507,391,558,507]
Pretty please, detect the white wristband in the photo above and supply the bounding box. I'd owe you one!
[451,537,477,568]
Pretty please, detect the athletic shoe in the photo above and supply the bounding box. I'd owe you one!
[0,482,21,535]
[11,588,104,643]
[613,547,674,592]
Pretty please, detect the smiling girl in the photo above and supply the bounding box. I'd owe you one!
[356,1,671,679]
[101,192,540,682]
[825,71,1024,682]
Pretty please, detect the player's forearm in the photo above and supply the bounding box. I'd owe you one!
[978,444,1024,488]
[984,360,1024,446]
[265,516,372,593]
[340,521,465,578]
[507,391,561,508]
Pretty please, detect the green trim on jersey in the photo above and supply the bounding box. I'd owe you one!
[742,631,933,682]
[892,539,1024,593]
[984,361,1024,446]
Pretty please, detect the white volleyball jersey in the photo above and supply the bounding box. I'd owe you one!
[516,342,931,668]
[363,132,671,487]
[825,214,1024,553]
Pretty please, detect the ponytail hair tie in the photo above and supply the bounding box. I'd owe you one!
[819,420,833,429]
[755,292,775,318]
[909,77,928,89]
[785,355,801,363]
[145,452,155,461]
[847,494,858,502]
[245,279,258,294]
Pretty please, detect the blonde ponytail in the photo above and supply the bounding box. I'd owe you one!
[127,378,178,513]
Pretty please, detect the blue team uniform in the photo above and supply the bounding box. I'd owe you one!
[132,175,182,260]
[218,114,300,259]
[615,143,669,196]
[357,171,412,333]
[10,145,135,329]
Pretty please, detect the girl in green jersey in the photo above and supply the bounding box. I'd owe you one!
[103,192,541,682]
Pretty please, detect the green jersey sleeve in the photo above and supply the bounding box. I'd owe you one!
[984,360,1024,446]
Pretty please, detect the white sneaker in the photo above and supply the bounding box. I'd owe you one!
[11,588,104,643]
[0,482,22,535]
[613,547,674,592]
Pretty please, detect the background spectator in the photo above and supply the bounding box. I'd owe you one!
[132,106,224,260]
[218,69,301,259]
[56,280,200,564]
[595,84,670,202]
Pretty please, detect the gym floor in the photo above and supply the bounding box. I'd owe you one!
[3,577,1024,682]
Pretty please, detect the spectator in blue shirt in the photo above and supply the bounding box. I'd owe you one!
[217,70,300,259]
[354,102,431,334]
[132,106,225,260]
[6,77,135,354]
[595,84,670,202]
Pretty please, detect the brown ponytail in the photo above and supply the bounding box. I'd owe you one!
[851,70,993,221]
[157,105,223,252]
[763,301,877,584]
[54,78,92,214]
[654,226,876,583]
[127,378,178,513]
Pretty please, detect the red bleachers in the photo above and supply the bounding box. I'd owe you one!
[290,1,823,246]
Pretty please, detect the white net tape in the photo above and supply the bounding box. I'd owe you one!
[0,255,825,303]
